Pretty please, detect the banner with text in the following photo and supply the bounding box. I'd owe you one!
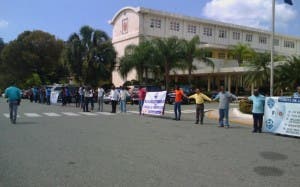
[50,92,59,104]
[142,91,167,116]
[263,97,300,137]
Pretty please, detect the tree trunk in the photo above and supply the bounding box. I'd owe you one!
[188,67,192,85]
[165,62,170,91]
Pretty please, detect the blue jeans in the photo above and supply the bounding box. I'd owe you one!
[9,100,19,123]
[219,108,229,127]
[139,100,144,115]
[174,102,182,120]
[120,100,127,112]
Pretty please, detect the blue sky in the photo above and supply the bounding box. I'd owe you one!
[0,0,299,43]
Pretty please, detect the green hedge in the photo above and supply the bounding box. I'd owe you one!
[239,99,252,114]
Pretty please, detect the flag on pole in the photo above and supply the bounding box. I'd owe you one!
[284,0,293,5]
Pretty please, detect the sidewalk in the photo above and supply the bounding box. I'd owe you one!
[206,108,252,126]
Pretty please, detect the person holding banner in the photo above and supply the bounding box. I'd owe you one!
[293,86,300,98]
[189,88,212,124]
[248,89,265,133]
[173,85,187,121]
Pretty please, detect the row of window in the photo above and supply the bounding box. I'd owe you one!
[149,18,296,48]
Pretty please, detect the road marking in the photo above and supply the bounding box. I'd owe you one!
[96,112,116,115]
[181,110,195,113]
[3,113,21,118]
[127,111,139,114]
[164,110,173,114]
[43,112,61,117]
[61,112,81,116]
[24,113,42,117]
[78,112,98,116]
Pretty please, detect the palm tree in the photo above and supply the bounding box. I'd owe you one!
[152,37,185,91]
[275,56,300,94]
[65,26,116,86]
[229,43,254,66]
[244,52,270,88]
[180,36,214,85]
[119,40,159,84]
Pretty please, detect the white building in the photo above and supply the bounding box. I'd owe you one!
[109,6,300,91]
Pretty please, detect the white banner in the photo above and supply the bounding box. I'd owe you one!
[263,97,300,137]
[50,92,59,104]
[142,91,167,115]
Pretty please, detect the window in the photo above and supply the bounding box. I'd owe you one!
[122,18,128,34]
[219,29,227,38]
[170,21,180,31]
[232,31,240,40]
[150,18,161,29]
[218,53,226,59]
[245,34,252,42]
[259,36,267,44]
[203,27,212,36]
[187,25,197,34]
[273,39,279,46]
[284,40,295,48]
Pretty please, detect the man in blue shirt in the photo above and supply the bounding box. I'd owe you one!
[213,86,237,128]
[5,84,21,124]
[46,87,51,105]
[248,89,265,133]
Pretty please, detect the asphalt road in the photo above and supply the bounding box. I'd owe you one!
[0,98,299,187]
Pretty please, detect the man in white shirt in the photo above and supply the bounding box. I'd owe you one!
[97,86,105,112]
[110,86,119,113]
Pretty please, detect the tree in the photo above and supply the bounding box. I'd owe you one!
[275,56,300,94]
[0,31,65,88]
[244,52,270,88]
[64,26,116,86]
[229,43,254,66]
[119,40,160,84]
[180,36,214,85]
[152,37,185,90]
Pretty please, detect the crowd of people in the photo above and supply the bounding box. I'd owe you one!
[3,83,300,134]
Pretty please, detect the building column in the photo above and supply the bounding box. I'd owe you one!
[228,75,232,92]
[207,76,211,92]
[251,83,255,95]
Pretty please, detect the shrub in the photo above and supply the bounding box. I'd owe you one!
[239,99,252,114]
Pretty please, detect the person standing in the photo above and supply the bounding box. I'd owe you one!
[173,85,187,121]
[89,88,94,111]
[119,86,130,113]
[97,86,105,112]
[248,89,265,133]
[5,84,21,124]
[79,86,84,108]
[189,88,212,124]
[138,86,147,115]
[46,87,51,105]
[83,87,90,112]
[293,86,300,98]
[213,86,237,128]
[110,86,119,113]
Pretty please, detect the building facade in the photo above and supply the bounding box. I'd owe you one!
[109,7,300,92]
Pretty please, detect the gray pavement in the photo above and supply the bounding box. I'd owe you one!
[0,98,299,187]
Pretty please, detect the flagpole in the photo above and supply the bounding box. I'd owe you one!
[270,0,275,96]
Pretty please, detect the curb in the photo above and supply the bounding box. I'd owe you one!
[206,108,252,126]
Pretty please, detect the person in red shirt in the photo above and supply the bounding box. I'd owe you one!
[138,86,147,115]
[173,85,187,120]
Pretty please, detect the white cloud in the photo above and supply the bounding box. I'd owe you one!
[202,0,297,30]
[0,19,8,28]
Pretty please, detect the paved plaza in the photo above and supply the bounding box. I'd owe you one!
[0,98,299,187]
